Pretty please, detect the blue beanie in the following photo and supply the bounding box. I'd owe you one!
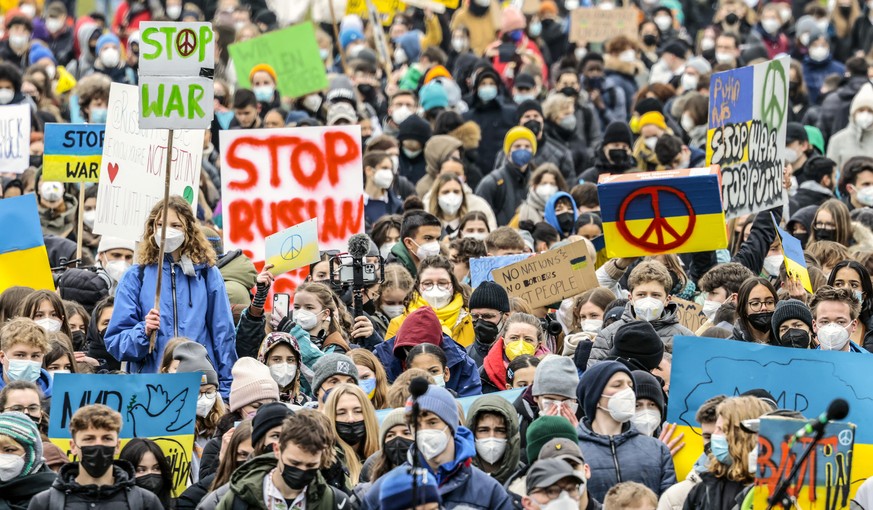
[339,27,364,49]
[419,82,448,111]
[415,385,459,433]
[96,33,120,55]
[396,30,422,63]
[379,467,441,510]
[28,44,56,65]
[578,361,633,422]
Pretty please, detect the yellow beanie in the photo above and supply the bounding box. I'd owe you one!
[638,111,667,131]
[249,63,278,84]
[503,126,537,155]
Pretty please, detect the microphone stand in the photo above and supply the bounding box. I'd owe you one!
[351,255,364,319]
[410,398,420,507]
[766,427,826,510]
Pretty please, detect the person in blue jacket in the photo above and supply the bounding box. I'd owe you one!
[105,196,237,397]
[543,191,578,239]
[359,384,513,509]
[373,306,482,397]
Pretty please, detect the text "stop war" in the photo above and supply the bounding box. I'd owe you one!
[141,25,213,63]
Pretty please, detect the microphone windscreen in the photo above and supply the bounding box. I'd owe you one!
[348,233,371,259]
[409,377,430,399]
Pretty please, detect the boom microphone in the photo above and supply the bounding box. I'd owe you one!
[787,398,849,444]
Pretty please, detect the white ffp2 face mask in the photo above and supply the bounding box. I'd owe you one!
[633,297,665,322]
[631,409,662,436]
[600,387,636,423]
[416,427,449,460]
[475,437,507,464]
[196,393,216,417]
[154,227,185,253]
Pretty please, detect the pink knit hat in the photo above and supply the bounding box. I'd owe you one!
[501,6,526,33]
[229,357,279,412]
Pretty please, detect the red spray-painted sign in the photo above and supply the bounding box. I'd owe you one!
[219,126,365,297]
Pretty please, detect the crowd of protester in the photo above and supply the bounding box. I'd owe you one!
[2,0,873,509]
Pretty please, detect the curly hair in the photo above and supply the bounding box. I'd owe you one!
[708,396,771,483]
[138,195,217,266]
[75,73,111,112]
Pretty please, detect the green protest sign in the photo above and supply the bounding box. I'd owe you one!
[228,21,328,99]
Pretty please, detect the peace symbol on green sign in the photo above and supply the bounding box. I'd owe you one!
[761,60,787,133]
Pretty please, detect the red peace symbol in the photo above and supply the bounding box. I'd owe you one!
[176,29,197,57]
[616,185,696,251]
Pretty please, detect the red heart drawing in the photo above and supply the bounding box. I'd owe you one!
[107,162,119,183]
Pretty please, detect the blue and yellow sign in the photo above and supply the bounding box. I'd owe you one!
[43,123,104,183]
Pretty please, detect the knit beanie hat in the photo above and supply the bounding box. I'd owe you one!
[639,111,667,131]
[419,81,449,111]
[609,321,664,371]
[379,408,408,445]
[312,353,359,395]
[396,30,423,63]
[28,44,56,65]
[415,385,459,433]
[0,412,42,476]
[251,402,294,447]
[96,33,120,55]
[503,126,537,155]
[97,235,136,255]
[515,99,543,124]
[249,63,277,83]
[379,466,441,510]
[634,97,664,116]
[632,370,665,418]
[852,83,873,117]
[229,357,280,412]
[395,307,443,351]
[685,56,711,75]
[602,121,633,146]
[532,354,579,399]
[501,6,527,33]
[525,415,578,463]
[339,26,365,49]
[469,281,510,312]
[771,298,814,333]
[578,361,633,422]
[397,115,432,145]
[173,341,219,387]
[423,65,452,85]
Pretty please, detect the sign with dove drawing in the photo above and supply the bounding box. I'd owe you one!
[48,373,200,496]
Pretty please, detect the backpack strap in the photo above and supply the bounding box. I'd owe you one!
[330,485,350,510]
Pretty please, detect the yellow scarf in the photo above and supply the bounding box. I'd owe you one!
[385,293,475,347]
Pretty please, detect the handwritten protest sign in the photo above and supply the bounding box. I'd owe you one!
[706,57,788,218]
[0,104,30,173]
[0,194,54,293]
[228,22,328,99]
[139,22,214,129]
[753,417,855,510]
[773,214,813,293]
[94,83,202,241]
[569,7,638,44]
[598,167,727,258]
[43,124,104,182]
[491,240,597,308]
[346,0,405,25]
[265,218,320,276]
[671,297,707,332]
[469,253,530,288]
[666,336,873,492]
[220,125,365,296]
[48,373,200,496]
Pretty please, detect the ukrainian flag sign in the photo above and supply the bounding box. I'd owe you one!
[773,213,813,293]
[0,194,55,293]
[42,123,104,183]
[597,167,728,258]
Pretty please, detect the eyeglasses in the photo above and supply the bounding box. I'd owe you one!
[199,390,217,398]
[748,299,776,312]
[533,484,581,500]
[420,282,452,292]
[4,405,41,414]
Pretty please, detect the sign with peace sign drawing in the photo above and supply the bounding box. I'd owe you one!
[706,57,789,219]
[597,167,728,258]
[138,22,215,129]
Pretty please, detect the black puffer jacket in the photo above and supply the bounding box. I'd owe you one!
[28,461,162,510]
[493,135,577,185]
[475,160,531,226]
[682,472,748,510]
[0,465,56,510]
[578,145,637,185]
[818,76,870,143]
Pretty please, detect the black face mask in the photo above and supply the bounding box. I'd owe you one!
[608,148,629,165]
[336,420,366,445]
[384,436,414,466]
[71,330,86,351]
[362,299,376,316]
[29,155,43,169]
[357,83,376,101]
[559,86,578,98]
[789,81,800,98]
[474,319,500,346]
[839,5,851,16]
[748,311,774,333]
[780,328,811,349]
[795,232,810,247]
[281,464,318,491]
[814,228,836,242]
[642,34,658,47]
[557,212,575,235]
[136,473,164,494]
[78,444,116,478]
[725,12,740,25]
[523,119,543,137]
[703,442,712,455]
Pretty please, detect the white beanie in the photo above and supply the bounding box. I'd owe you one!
[851,83,873,116]
[229,358,279,412]
[97,235,136,254]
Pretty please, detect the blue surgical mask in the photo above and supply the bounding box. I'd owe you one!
[359,378,377,400]
[510,148,533,167]
[90,107,108,124]
[478,85,498,102]
[254,86,275,102]
[6,360,41,382]
[710,434,732,465]
[854,290,864,303]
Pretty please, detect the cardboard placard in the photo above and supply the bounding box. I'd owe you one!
[570,7,638,45]
[706,57,789,218]
[228,22,328,99]
[265,218,321,276]
[491,240,597,308]
[94,83,203,241]
[43,123,104,182]
[597,166,728,258]
[671,297,707,332]
[0,103,31,173]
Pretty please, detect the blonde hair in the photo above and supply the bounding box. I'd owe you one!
[295,282,353,341]
[603,482,658,510]
[323,384,380,485]
[499,312,544,345]
[159,337,191,373]
[0,318,51,353]
[386,368,435,408]
[427,174,468,222]
[197,390,226,439]
[348,349,390,410]
[378,265,415,308]
[708,396,772,483]
[138,195,216,266]
[628,260,672,294]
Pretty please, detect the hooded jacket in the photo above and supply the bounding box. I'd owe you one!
[38,193,78,238]
[465,395,522,484]
[788,180,834,215]
[818,75,870,142]
[578,143,636,184]
[372,333,482,397]
[104,258,237,397]
[576,419,676,502]
[217,250,258,307]
[28,461,162,510]
[802,54,845,105]
[512,385,540,453]
[359,426,514,510]
[827,83,873,170]
[604,55,646,119]
[450,1,501,56]
[417,135,465,196]
[86,305,121,373]
[448,120,486,190]
[0,366,53,398]
[588,302,693,367]
[544,192,578,237]
[0,464,56,510]
[475,158,531,226]
[386,240,418,279]
[493,134,577,185]
[462,66,516,174]
[68,19,100,79]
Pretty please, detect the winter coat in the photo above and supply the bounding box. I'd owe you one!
[466,395,522,484]
[747,26,791,59]
[682,472,748,510]
[578,146,637,185]
[28,461,162,510]
[447,120,486,190]
[196,482,231,510]
[0,366,53,398]
[818,76,869,143]
[475,160,531,226]
[385,241,419,278]
[515,187,548,225]
[417,135,465,197]
[105,257,238,397]
[588,303,693,367]
[545,118,593,174]
[216,250,257,307]
[177,473,214,510]
[802,55,845,105]
[365,191,404,232]
[544,191,578,237]
[604,56,646,119]
[850,13,873,61]
[397,149,427,185]
[493,135,576,185]
[512,385,540,454]
[586,76,628,128]
[0,465,56,510]
[489,34,549,84]
[466,338,491,368]
[67,20,100,80]
[577,420,677,502]
[359,427,514,510]
[373,332,482,396]
[450,2,501,56]
[42,26,76,66]
[38,194,78,238]
[788,180,834,215]
[827,119,873,171]
[463,67,517,174]
[86,306,120,372]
